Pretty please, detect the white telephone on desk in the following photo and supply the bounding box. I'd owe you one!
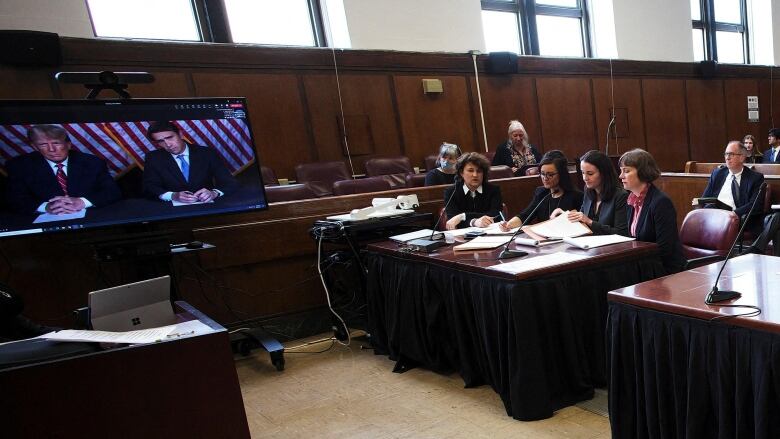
[326,195,419,222]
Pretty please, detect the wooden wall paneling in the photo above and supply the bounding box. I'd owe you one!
[756,78,773,148]
[302,73,402,174]
[592,78,646,156]
[536,78,597,160]
[723,79,761,144]
[0,68,57,98]
[641,79,690,172]
[56,71,193,99]
[191,72,312,180]
[686,79,727,163]
[392,75,476,169]
[468,75,542,154]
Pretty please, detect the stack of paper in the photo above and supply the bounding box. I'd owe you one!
[522,213,591,239]
[453,235,513,250]
[514,237,562,247]
[563,234,635,250]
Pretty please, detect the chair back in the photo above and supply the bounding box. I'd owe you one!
[405,173,427,188]
[332,177,391,196]
[364,156,413,189]
[294,161,351,197]
[424,155,438,172]
[265,183,318,203]
[489,165,514,180]
[484,151,496,163]
[260,166,279,186]
[679,208,741,259]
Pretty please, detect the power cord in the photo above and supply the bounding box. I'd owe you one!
[316,228,351,347]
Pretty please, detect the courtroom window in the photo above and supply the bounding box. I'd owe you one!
[481,0,590,57]
[691,0,749,63]
[86,0,201,41]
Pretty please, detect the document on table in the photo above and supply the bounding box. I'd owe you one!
[38,325,178,344]
[522,213,591,239]
[484,222,520,235]
[563,234,635,250]
[453,235,512,250]
[487,251,590,274]
[390,229,443,243]
[33,209,86,224]
[172,199,214,207]
[514,237,562,247]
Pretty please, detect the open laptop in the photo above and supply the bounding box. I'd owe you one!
[88,276,176,332]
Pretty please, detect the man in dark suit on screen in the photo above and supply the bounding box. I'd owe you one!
[142,121,239,203]
[4,124,121,215]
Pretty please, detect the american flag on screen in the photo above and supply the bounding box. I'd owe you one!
[0,119,255,176]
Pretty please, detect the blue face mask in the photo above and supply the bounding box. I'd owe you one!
[440,159,454,169]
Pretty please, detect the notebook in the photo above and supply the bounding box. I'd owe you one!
[88,276,176,332]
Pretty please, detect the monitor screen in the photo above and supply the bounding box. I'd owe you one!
[0,97,268,237]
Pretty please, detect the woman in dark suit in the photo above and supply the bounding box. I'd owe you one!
[491,120,541,175]
[553,150,628,235]
[444,152,502,230]
[500,153,582,230]
[619,148,686,274]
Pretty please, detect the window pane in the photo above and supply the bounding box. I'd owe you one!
[482,11,521,54]
[714,0,742,24]
[224,0,315,46]
[716,30,745,63]
[692,29,705,61]
[690,0,701,21]
[536,15,583,57]
[86,0,200,41]
[322,0,351,48]
[536,0,578,6]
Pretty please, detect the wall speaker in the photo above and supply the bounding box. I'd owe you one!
[0,30,61,67]
[487,52,518,74]
[699,60,718,78]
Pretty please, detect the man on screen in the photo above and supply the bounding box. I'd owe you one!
[142,121,239,203]
[4,124,121,215]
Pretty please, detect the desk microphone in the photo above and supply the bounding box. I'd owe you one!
[497,189,556,260]
[408,177,459,252]
[706,181,767,304]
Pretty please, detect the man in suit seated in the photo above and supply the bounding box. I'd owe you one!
[697,140,765,221]
[4,124,121,215]
[142,121,239,203]
[765,128,780,164]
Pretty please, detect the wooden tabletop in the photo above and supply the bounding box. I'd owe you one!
[367,238,658,281]
[608,254,780,333]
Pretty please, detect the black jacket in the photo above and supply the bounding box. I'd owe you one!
[626,184,686,274]
[516,186,583,225]
[491,142,542,171]
[581,188,629,236]
[444,181,502,228]
[142,145,240,199]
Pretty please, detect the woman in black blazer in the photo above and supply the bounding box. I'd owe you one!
[554,150,628,235]
[444,152,502,230]
[500,153,582,230]
[491,120,541,175]
[619,148,686,274]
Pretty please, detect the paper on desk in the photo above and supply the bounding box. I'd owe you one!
[444,227,481,238]
[33,209,86,223]
[563,234,635,250]
[38,325,177,344]
[453,235,512,250]
[390,229,442,243]
[166,319,216,339]
[514,237,562,247]
[172,199,214,207]
[484,222,520,235]
[522,213,591,239]
[487,251,589,274]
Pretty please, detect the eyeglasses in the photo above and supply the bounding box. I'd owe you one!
[540,172,559,179]
[724,152,744,158]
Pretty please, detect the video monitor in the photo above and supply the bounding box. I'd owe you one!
[0,97,268,238]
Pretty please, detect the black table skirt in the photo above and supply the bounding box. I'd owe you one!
[608,302,780,439]
[366,251,664,421]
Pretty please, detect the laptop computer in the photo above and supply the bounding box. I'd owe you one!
[88,276,176,332]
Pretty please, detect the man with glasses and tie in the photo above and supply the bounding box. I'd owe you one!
[143,121,239,204]
[698,140,765,229]
[5,124,121,215]
[764,128,780,164]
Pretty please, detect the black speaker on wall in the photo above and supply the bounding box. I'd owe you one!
[699,60,718,78]
[0,30,61,67]
[487,52,518,74]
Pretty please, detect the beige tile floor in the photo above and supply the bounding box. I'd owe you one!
[235,332,611,439]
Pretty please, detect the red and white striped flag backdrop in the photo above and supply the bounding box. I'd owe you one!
[0,119,256,177]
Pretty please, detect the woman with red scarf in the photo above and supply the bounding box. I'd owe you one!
[619,148,686,274]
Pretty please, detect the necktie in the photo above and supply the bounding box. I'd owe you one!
[177,155,189,182]
[55,163,68,195]
[730,174,740,206]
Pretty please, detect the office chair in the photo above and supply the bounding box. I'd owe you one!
[679,208,741,269]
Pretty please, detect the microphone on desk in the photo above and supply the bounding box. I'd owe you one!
[706,182,767,304]
[497,190,556,260]
[407,177,460,252]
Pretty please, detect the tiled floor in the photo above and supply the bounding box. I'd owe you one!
[235,333,611,438]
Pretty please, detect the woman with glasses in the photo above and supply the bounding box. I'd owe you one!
[425,142,462,186]
[552,150,628,236]
[499,152,582,230]
[492,120,542,176]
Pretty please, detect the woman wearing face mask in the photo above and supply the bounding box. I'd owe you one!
[425,142,462,186]
[552,150,628,235]
[491,120,541,176]
[743,134,763,163]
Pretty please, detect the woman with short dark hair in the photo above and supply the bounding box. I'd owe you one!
[619,148,685,274]
[444,152,502,229]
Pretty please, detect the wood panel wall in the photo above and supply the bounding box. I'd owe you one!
[3,37,780,327]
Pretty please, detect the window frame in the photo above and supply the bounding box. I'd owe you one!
[691,0,749,63]
[481,0,592,57]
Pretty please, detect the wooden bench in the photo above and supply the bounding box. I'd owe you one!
[685,161,780,175]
